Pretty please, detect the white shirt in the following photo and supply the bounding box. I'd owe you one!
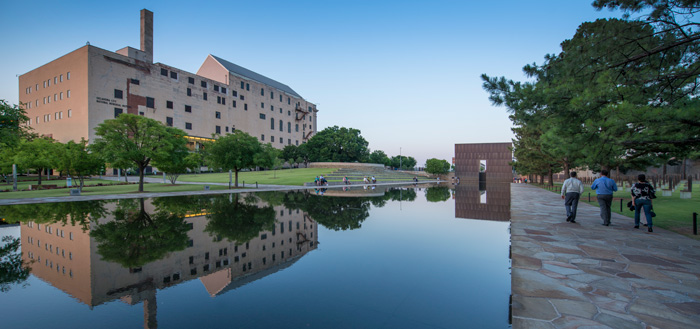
[561,177,584,195]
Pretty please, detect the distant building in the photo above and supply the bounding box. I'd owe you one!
[18,9,317,159]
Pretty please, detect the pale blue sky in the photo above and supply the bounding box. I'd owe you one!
[0,0,621,166]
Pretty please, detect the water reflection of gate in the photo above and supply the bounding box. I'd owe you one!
[454,183,511,221]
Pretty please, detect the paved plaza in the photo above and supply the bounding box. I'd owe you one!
[511,183,700,328]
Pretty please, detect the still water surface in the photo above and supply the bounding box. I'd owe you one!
[0,185,510,328]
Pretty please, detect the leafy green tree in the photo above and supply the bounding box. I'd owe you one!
[281,145,299,167]
[425,158,451,175]
[91,198,190,269]
[0,100,32,151]
[0,236,31,292]
[55,139,104,191]
[14,137,57,186]
[255,143,281,169]
[425,186,451,202]
[203,131,263,187]
[91,114,187,192]
[204,194,276,243]
[368,150,390,166]
[152,149,199,185]
[0,200,107,232]
[304,126,370,162]
[390,155,417,170]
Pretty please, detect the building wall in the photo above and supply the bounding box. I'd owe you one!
[454,143,513,182]
[20,46,317,150]
[19,46,89,143]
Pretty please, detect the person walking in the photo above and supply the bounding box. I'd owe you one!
[591,169,618,226]
[561,171,584,223]
[631,174,656,233]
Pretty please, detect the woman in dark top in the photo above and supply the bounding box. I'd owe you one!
[631,174,656,232]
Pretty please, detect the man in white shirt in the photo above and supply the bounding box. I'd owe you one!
[561,171,585,223]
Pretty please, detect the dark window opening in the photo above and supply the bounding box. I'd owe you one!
[160,68,168,76]
[185,122,192,130]
[188,77,195,84]
[130,78,140,85]
[185,105,192,112]
[215,111,221,119]
[187,88,192,96]
[170,71,178,79]
[201,81,207,88]
[166,101,173,109]
[114,108,123,118]
[114,89,123,99]
[146,97,155,108]
[166,117,173,127]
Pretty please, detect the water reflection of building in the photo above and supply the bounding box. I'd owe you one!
[454,184,511,221]
[20,199,317,325]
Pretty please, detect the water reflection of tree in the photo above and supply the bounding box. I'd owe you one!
[267,191,372,231]
[204,194,277,244]
[91,198,190,269]
[425,186,451,202]
[0,200,108,232]
[0,236,31,292]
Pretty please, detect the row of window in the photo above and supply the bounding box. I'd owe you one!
[25,72,71,94]
[260,134,299,146]
[27,222,75,240]
[26,90,72,110]
[30,109,72,125]
[160,68,229,95]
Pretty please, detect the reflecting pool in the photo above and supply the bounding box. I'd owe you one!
[0,185,511,328]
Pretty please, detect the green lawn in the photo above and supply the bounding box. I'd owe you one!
[0,178,121,191]
[178,168,337,186]
[0,182,230,200]
[534,182,700,239]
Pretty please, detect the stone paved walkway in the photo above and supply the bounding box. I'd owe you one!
[511,183,700,329]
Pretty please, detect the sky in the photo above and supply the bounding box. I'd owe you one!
[0,0,623,166]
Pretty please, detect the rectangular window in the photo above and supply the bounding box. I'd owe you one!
[215,126,221,134]
[54,77,57,84]
[187,88,192,96]
[114,108,123,118]
[215,111,221,119]
[170,71,178,79]
[280,95,282,102]
[240,95,244,100]
[67,90,71,98]
[280,138,283,144]
[261,89,264,96]
[201,81,207,88]
[188,77,194,84]
[240,81,244,89]
[167,101,173,109]
[221,87,227,94]
[288,97,290,105]
[232,100,236,108]
[246,83,249,91]
[131,78,140,85]
[60,92,63,100]
[67,72,71,80]
[161,68,168,76]
[166,117,173,127]
[261,134,265,141]
[271,106,274,112]
[60,74,63,82]
[271,91,274,99]
[203,92,207,101]
[295,124,299,132]
[288,122,291,132]
[271,136,275,142]
[232,90,237,97]
[270,118,275,129]
[296,140,299,146]
[146,97,155,108]
[185,122,192,130]
[288,139,291,145]
[59,111,63,119]
[185,105,192,113]
[225,126,229,132]
[261,102,264,109]
[214,85,219,92]
[244,103,248,111]
[279,120,283,132]
[259,113,266,119]
[68,109,72,118]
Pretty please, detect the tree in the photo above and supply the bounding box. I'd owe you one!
[281,145,299,167]
[255,143,281,170]
[0,100,32,151]
[390,155,417,170]
[203,131,263,187]
[91,114,187,192]
[304,126,370,162]
[14,137,57,185]
[425,186,451,202]
[91,198,190,269]
[425,158,451,175]
[55,139,104,191]
[152,147,199,185]
[368,150,390,166]
[0,236,31,292]
[204,194,277,243]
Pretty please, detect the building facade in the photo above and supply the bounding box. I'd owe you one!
[18,9,317,154]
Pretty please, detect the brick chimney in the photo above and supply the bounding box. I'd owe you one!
[140,9,153,63]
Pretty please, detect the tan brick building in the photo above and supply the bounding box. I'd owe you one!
[18,9,317,156]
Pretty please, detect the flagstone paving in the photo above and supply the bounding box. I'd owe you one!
[511,183,700,328]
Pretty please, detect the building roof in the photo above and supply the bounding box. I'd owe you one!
[210,55,302,98]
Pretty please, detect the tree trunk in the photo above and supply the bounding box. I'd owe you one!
[138,165,145,192]
[681,158,687,179]
[234,169,239,187]
[38,169,43,185]
[548,168,554,187]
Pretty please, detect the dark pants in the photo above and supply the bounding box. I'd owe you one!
[634,199,653,228]
[597,194,613,225]
[564,192,580,221]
